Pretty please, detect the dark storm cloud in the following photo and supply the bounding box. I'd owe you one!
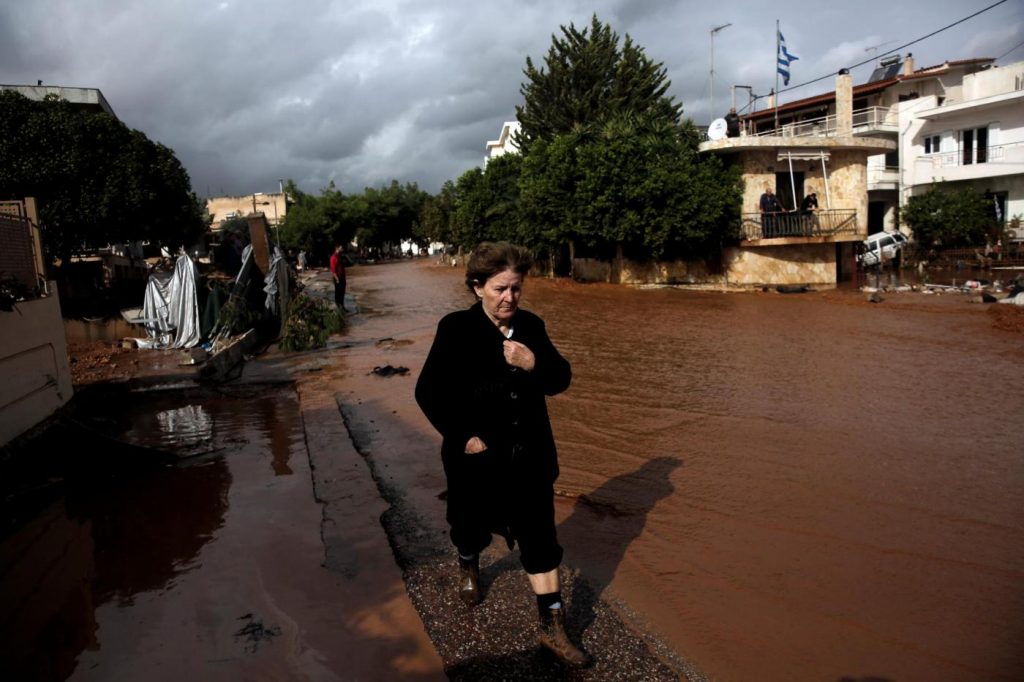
[1,0,1020,196]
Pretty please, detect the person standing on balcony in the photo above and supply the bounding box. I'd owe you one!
[725,107,741,138]
[800,192,820,234]
[329,244,347,312]
[760,187,782,238]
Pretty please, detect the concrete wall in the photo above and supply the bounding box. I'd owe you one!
[723,243,836,286]
[573,257,720,285]
[0,286,73,446]
[572,243,837,287]
[962,61,1024,101]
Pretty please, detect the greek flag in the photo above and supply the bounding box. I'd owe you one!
[777,31,799,86]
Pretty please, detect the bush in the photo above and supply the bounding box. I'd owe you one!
[901,184,992,250]
[279,294,343,352]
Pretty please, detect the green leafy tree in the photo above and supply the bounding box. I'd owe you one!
[416,180,456,245]
[508,15,742,266]
[443,156,526,252]
[515,14,681,150]
[278,180,357,260]
[901,184,992,250]
[356,180,428,252]
[519,115,741,262]
[0,90,205,263]
[478,154,523,244]
[517,135,584,255]
[450,168,489,249]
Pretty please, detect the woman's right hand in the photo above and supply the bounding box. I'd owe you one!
[464,436,487,454]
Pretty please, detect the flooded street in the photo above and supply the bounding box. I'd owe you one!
[347,259,1023,681]
[0,385,442,681]
[3,258,1021,681]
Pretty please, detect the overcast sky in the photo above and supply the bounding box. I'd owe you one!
[2,0,1021,197]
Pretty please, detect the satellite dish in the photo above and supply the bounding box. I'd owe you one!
[707,118,728,141]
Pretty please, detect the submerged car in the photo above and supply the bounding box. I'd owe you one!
[858,230,909,266]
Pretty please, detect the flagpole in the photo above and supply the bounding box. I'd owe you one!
[774,19,780,132]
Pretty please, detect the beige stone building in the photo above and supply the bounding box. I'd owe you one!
[699,72,895,286]
[206,192,287,232]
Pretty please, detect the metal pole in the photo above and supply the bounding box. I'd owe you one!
[787,152,797,214]
[710,30,715,119]
[710,23,731,121]
[774,20,780,132]
[821,151,832,209]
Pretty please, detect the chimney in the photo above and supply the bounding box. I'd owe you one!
[835,69,852,136]
[902,53,914,76]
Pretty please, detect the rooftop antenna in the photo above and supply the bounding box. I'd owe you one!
[864,39,898,55]
[710,23,732,121]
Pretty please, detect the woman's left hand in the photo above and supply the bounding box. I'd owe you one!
[503,340,535,371]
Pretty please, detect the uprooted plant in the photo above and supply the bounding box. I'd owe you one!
[279,293,343,351]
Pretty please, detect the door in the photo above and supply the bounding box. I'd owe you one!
[962,129,974,166]
[868,201,886,234]
[775,171,804,212]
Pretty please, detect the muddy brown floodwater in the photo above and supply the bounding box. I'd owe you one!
[343,259,1023,682]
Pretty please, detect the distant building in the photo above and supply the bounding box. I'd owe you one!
[485,121,521,164]
[695,55,1024,286]
[736,56,1022,237]
[206,193,288,232]
[700,71,894,286]
[899,60,1024,240]
[1,83,116,117]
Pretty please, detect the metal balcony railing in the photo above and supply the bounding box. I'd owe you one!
[918,141,1024,168]
[867,165,900,185]
[746,106,898,138]
[740,208,859,240]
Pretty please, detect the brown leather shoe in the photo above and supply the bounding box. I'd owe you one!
[538,607,591,667]
[457,556,480,606]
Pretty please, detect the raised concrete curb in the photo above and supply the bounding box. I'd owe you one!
[296,366,446,679]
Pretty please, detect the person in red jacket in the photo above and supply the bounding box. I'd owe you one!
[329,244,347,311]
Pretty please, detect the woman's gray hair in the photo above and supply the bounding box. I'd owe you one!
[465,241,533,293]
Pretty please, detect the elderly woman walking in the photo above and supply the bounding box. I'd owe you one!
[414,241,590,667]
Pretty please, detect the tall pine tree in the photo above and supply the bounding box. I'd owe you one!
[515,14,681,149]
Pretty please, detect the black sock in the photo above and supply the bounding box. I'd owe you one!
[536,591,562,620]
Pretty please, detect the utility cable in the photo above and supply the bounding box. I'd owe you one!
[996,38,1024,60]
[777,0,1010,96]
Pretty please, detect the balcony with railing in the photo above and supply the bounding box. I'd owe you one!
[867,165,899,190]
[740,208,859,242]
[743,106,899,139]
[916,141,1024,182]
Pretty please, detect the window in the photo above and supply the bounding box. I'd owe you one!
[924,135,940,154]
[961,127,988,165]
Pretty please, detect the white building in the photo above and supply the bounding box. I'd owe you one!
[485,121,521,164]
[740,56,1024,240]
[898,60,1024,239]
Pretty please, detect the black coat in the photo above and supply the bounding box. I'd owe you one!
[415,301,571,489]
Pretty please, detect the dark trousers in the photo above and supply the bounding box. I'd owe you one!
[334,279,346,308]
[448,449,563,574]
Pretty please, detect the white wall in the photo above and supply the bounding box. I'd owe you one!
[0,286,73,445]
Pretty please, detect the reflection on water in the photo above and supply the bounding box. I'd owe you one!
[154,405,213,452]
[0,387,303,680]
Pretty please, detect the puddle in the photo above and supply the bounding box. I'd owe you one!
[0,384,305,679]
